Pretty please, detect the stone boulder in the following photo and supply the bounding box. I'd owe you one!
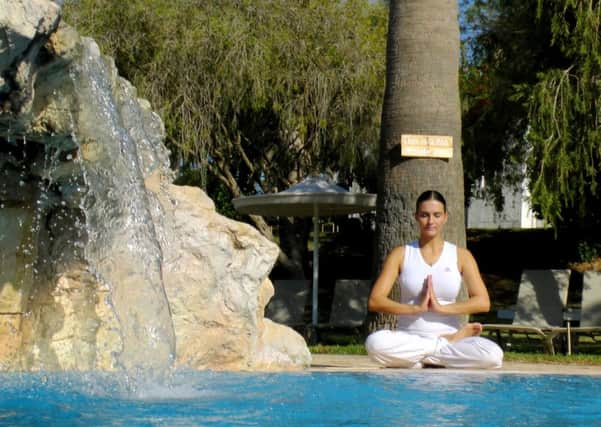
[147,178,310,370]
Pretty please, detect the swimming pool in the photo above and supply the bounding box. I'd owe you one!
[1,370,600,426]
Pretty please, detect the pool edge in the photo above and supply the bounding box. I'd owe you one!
[309,354,601,376]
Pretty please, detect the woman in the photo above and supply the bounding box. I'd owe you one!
[365,190,503,369]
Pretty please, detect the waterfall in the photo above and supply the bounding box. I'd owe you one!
[0,0,310,377]
[70,38,176,376]
[0,11,175,376]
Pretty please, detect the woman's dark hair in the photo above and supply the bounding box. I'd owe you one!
[416,190,447,212]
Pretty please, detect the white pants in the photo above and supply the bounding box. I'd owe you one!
[365,330,503,369]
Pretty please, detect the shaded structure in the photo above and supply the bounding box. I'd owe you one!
[233,175,376,325]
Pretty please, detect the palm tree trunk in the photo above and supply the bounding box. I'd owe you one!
[372,0,466,329]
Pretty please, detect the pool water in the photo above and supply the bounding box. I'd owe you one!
[1,370,600,426]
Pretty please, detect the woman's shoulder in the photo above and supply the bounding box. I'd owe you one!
[385,245,407,263]
[389,245,406,258]
[381,245,406,273]
[393,240,420,254]
[453,244,477,265]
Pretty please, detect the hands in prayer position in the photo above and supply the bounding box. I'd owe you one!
[419,274,483,343]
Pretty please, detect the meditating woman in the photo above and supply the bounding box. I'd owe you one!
[365,190,503,369]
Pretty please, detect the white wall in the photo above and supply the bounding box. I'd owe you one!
[467,177,545,229]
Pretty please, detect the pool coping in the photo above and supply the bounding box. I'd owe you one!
[310,354,601,376]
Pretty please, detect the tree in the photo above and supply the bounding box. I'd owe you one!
[524,0,601,234]
[460,0,563,210]
[461,0,601,256]
[374,0,466,327]
[63,0,388,274]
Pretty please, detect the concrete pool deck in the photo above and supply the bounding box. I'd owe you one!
[310,354,601,375]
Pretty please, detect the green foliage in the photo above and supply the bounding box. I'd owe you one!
[523,0,601,230]
[63,0,387,212]
[504,351,601,364]
[461,0,601,234]
[309,344,367,355]
[577,240,601,263]
[309,346,601,360]
[460,1,558,208]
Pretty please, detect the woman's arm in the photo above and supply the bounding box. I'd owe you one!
[428,247,490,315]
[368,246,428,315]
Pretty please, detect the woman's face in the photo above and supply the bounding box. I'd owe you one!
[415,199,448,238]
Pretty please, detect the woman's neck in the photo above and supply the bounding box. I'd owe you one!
[418,236,444,249]
[418,237,445,265]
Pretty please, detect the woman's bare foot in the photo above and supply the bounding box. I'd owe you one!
[444,323,483,343]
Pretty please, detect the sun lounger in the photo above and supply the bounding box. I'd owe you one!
[314,278,372,342]
[566,271,601,350]
[578,271,601,327]
[324,279,371,328]
[265,279,310,326]
[483,269,570,354]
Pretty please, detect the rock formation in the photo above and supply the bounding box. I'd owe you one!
[0,0,310,372]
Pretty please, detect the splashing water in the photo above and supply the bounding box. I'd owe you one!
[0,33,175,385]
[65,39,176,381]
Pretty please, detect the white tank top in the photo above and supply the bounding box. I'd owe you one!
[395,240,462,336]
